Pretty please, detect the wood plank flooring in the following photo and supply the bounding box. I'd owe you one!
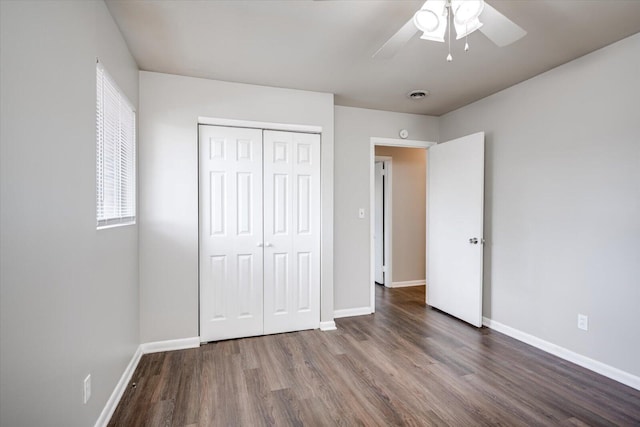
[108,286,640,426]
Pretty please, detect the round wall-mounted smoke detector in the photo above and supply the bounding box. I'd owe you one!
[407,90,430,100]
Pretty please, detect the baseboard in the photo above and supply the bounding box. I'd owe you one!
[94,345,143,427]
[482,317,640,391]
[319,321,337,331]
[141,336,201,354]
[334,307,373,318]
[389,280,425,288]
[96,336,201,426]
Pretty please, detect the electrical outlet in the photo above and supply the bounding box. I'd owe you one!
[577,314,588,331]
[83,374,91,404]
[358,208,365,219]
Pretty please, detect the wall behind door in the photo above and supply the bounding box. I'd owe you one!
[439,33,640,378]
[139,72,334,343]
[374,146,427,284]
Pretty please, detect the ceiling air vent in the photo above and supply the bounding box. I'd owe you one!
[408,90,430,100]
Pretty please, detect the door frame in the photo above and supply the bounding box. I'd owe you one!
[374,156,392,288]
[369,137,436,312]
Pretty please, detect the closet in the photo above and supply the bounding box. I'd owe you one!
[199,125,321,342]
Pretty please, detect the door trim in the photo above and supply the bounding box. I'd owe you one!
[198,116,322,134]
[369,137,436,312]
[374,156,392,288]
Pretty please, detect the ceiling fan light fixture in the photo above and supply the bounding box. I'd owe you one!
[419,31,446,43]
[452,0,484,26]
[416,0,447,42]
[372,0,526,61]
[414,9,439,33]
[454,17,483,39]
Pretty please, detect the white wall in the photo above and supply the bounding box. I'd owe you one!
[440,33,640,377]
[374,146,427,283]
[0,1,139,426]
[138,71,334,342]
[334,106,438,311]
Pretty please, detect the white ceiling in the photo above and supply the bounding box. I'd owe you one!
[106,0,640,116]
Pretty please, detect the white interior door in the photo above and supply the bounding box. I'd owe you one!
[263,130,321,334]
[374,161,384,284]
[199,125,264,342]
[427,132,484,327]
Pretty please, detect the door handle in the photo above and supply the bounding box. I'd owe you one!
[469,238,478,244]
[257,243,264,247]
[265,242,273,247]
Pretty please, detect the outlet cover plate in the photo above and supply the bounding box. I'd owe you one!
[577,314,588,331]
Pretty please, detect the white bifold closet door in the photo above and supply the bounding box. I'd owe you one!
[199,126,264,341]
[199,125,320,342]
[263,130,321,334]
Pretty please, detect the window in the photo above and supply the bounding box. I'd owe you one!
[96,62,136,228]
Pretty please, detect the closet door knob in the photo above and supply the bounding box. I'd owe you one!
[265,242,273,247]
[257,242,264,247]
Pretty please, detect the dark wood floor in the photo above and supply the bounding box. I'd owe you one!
[109,286,640,426]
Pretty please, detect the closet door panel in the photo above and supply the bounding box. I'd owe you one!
[263,130,321,334]
[199,125,264,342]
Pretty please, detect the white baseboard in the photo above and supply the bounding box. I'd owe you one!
[334,306,373,319]
[141,336,201,354]
[389,280,425,288]
[482,317,640,391]
[95,336,201,427]
[94,345,143,427]
[319,321,337,331]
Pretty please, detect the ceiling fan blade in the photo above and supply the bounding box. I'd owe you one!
[479,3,526,47]
[372,18,419,59]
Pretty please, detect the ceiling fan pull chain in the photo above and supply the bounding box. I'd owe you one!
[446,6,453,62]
[465,23,470,52]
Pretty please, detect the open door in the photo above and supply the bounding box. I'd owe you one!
[427,132,484,327]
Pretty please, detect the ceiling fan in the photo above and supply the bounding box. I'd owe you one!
[373,0,526,61]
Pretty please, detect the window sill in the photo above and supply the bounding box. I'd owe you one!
[97,220,136,230]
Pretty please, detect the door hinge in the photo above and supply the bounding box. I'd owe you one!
[382,265,388,272]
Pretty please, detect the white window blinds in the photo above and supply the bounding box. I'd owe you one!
[96,62,136,228]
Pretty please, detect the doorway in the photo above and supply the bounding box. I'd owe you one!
[369,137,435,312]
[369,134,486,326]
